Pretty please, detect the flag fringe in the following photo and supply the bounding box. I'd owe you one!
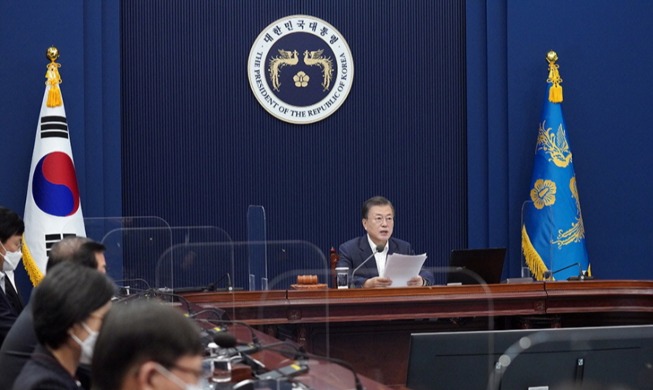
[21,234,44,286]
[521,225,549,281]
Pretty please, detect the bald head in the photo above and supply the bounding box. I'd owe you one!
[46,236,107,273]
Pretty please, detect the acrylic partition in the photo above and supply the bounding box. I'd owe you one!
[422,265,500,331]
[78,216,171,288]
[78,218,234,291]
[155,240,329,291]
[156,239,334,368]
[71,218,337,381]
[522,200,572,281]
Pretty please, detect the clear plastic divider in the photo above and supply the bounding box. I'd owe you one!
[81,216,171,288]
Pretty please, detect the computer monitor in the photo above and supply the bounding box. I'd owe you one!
[406,325,653,390]
[446,247,506,285]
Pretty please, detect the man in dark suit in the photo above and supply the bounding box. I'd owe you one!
[0,206,25,347]
[12,262,114,390]
[337,196,434,288]
[0,236,107,390]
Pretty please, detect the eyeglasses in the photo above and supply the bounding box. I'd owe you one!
[153,363,203,390]
[171,362,208,380]
[368,216,394,225]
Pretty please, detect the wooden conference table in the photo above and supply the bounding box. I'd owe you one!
[183,280,653,388]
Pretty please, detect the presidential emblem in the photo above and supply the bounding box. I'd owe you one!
[247,15,354,124]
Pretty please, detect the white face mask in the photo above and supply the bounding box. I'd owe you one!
[0,242,21,272]
[70,322,98,365]
[154,363,203,390]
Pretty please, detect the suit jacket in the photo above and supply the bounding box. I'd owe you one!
[0,276,22,347]
[337,235,434,288]
[12,344,83,390]
[0,301,36,390]
[0,297,91,390]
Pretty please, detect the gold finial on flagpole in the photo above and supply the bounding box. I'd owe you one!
[45,46,63,107]
[546,50,563,103]
[46,46,60,62]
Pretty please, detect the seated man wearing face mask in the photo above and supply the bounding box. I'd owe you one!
[0,237,108,390]
[12,262,114,390]
[0,206,26,347]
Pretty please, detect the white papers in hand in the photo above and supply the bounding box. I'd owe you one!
[382,253,427,287]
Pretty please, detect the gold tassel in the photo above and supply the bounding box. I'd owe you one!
[546,51,563,103]
[549,83,563,103]
[45,62,63,107]
[47,83,62,107]
[21,234,44,286]
[521,225,549,281]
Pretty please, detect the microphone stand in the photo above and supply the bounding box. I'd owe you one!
[350,245,385,288]
[543,262,592,281]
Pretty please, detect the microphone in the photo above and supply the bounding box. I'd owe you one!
[256,342,364,390]
[200,327,229,350]
[112,278,153,298]
[350,245,385,288]
[543,262,591,281]
[221,334,363,390]
[210,331,285,356]
[256,362,309,380]
[209,330,289,375]
[190,310,260,346]
[205,273,233,292]
[116,286,197,316]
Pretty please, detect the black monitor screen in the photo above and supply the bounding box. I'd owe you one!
[406,325,653,390]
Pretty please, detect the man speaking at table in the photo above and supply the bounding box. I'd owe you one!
[337,196,434,288]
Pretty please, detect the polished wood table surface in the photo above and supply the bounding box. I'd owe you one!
[184,280,653,388]
[219,323,391,390]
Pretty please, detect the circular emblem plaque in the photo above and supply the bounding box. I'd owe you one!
[247,15,354,124]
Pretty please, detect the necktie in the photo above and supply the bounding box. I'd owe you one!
[3,276,23,314]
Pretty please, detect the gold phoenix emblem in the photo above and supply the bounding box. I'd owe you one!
[268,50,299,91]
[268,49,334,92]
[536,120,572,168]
[303,49,333,91]
[551,176,585,248]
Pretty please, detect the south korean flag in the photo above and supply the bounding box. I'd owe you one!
[22,58,86,285]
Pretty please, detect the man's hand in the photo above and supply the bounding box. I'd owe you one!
[407,276,423,287]
[363,277,393,288]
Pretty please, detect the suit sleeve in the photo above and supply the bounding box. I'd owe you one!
[336,242,354,270]
[0,292,18,345]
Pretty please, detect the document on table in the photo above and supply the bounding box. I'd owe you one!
[382,253,427,287]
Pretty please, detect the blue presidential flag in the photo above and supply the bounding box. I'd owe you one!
[521,52,590,281]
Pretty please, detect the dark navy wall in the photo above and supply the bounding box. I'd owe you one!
[0,0,121,294]
[3,0,653,289]
[121,0,468,285]
[504,1,653,279]
[465,0,653,279]
[0,0,121,220]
